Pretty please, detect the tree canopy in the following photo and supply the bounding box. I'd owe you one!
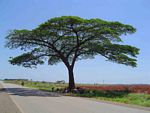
[5,16,139,89]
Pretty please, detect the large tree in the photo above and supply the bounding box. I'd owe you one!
[5,16,139,90]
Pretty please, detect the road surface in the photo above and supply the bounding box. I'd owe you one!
[0,81,150,113]
[0,83,22,113]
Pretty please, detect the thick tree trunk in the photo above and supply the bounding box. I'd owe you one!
[68,67,75,90]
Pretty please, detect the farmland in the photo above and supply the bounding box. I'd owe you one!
[4,80,150,107]
[80,85,150,94]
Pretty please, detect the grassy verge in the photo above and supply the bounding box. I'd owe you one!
[4,80,150,107]
[73,90,150,107]
[4,80,66,92]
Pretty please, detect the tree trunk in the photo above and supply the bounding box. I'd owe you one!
[68,67,75,90]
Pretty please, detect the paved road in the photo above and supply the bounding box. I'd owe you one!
[0,83,22,113]
[1,81,150,113]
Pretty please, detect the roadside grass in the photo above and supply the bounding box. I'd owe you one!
[74,90,150,107]
[4,80,66,92]
[4,80,150,107]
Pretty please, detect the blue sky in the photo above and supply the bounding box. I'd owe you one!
[0,0,150,84]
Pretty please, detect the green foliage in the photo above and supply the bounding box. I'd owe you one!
[5,16,139,68]
[9,52,44,68]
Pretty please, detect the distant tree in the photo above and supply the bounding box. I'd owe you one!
[5,16,139,90]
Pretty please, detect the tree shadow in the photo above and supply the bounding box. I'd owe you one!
[0,87,61,97]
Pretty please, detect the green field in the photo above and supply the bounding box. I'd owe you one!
[4,80,150,107]
[74,91,150,107]
[4,80,67,92]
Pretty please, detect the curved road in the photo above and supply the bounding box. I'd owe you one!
[0,81,150,113]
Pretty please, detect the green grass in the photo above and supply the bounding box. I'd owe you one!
[74,90,150,107]
[4,80,67,92]
[4,80,150,107]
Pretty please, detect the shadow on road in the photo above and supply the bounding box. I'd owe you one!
[0,87,61,97]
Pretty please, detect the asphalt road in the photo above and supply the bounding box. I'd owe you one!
[1,81,150,113]
[0,83,22,113]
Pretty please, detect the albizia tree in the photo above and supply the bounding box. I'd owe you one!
[5,16,139,90]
